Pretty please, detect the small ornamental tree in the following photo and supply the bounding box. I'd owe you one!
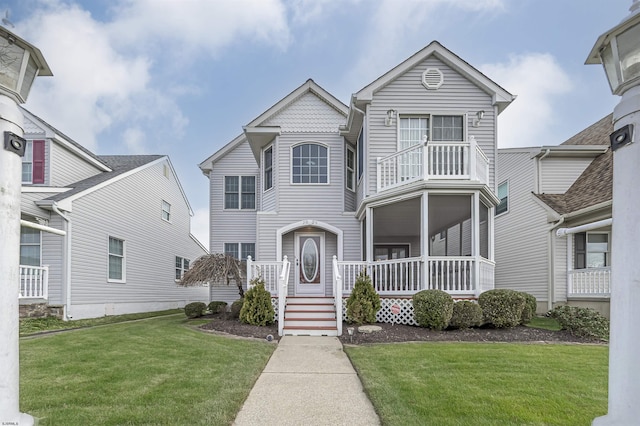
[178,253,246,298]
[346,271,381,325]
[239,278,275,326]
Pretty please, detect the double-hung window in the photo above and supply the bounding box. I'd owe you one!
[20,227,41,266]
[162,200,171,222]
[575,232,610,269]
[22,140,45,184]
[175,256,190,280]
[108,237,125,282]
[264,146,273,191]
[224,243,255,260]
[224,176,256,209]
[292,143,328,184]
[346,146,355,191]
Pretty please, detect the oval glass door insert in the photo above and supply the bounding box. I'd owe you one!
[301,238,319,283]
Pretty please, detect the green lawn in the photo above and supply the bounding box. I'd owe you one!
[346,342,608,426]
[20,315,275,425]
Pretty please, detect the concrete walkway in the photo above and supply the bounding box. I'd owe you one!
[233,336,380,426]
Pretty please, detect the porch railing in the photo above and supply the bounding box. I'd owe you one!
[568,267,611,297]
[337,257,423,295]
[478,258,495,293]
[332,256,343,335]
[278,256,290,336]
[427,257,474,294]
[246,256,280,295]
[19,265,49,300]
[376,137,489,192]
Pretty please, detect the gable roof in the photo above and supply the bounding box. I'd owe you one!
[535,115,613,216]
[353,41,515,113]
[198,133,246,173]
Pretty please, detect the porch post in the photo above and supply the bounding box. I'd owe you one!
[421,192,429,290]
[469,135,477,180]
[472,193,481,296]
[365,207,373,264]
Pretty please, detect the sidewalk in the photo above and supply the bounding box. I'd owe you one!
[233,336,380,425]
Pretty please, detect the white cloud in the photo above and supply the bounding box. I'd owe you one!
[480,53,573,148]
[122,127,146,153]
[191,207,210,251]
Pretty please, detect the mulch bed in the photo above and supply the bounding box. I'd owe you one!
[198,314,605,345]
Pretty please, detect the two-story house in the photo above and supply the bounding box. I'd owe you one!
[200,41,515,336]
[495,115,612,317]
[19,108,208,320]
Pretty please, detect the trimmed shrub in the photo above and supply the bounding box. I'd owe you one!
[346,271,381,325]
[207,301,228,314]
[239,278,275,326]
[520,292,537,325]
[549,305,610,341]
[230,299,244,319]
[449,300,483,329]
[412,289,454,330]
[184,302,207,319]
[478,289,526,328]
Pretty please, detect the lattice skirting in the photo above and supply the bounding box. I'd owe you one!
[341,296,478,326]
[271,297,278,319]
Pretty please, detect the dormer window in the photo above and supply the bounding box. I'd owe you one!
[292,143,328,184]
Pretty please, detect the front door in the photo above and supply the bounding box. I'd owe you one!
[295,233,324,295]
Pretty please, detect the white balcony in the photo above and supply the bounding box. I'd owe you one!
[568,267,611,298]
[377,137,489,192]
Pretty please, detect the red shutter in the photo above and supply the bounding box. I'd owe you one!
[32,140,45,184]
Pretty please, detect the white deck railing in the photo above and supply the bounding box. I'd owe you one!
[278,256,290,336]
[337,257,423,295]
[478,258,495,293]
[246,256,280,295]
[332,256,343,335]
[568,267,611,297]
[19,265,49,300]
[376,137,489,192]
[427,256,474,293]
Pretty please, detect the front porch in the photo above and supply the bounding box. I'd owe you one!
[247,254,494,336]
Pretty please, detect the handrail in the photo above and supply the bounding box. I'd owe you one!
[333,255,343,336]
[278,256,290,336]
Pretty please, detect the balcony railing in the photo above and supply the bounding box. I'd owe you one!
[568,267,611,297]
[19,265,48,300]
[376,137,489,192]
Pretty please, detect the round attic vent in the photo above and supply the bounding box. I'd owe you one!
[422,68,443,90]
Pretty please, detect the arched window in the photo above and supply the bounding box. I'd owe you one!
[292,143,328,184]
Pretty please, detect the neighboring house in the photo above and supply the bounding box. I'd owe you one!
[19,108,208,320]
[495,114,612,316]
[200,41,515,336]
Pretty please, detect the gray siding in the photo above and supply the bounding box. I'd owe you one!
[209,139,259,254]
[344,144,356,212]
[21,192,51,219]
[539,157,593,194]
[41,215,65,304]
[367,56,497,195]
[495,150,550,301]
[261,143,277,212]
[67,159,208,308]
[50,142,103,187]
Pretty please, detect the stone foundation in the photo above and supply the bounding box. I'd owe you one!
[19,303,64,319]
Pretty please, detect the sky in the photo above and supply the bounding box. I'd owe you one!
[4,0,633,249]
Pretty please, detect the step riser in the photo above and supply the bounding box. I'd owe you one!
[284,319,337,328]
[283,329,338,337]
[285,311,335,319]
[287,297,335,304]
[286,305,334,312]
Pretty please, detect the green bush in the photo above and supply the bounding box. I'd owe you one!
[230,299,244,319]
[207,301,228,314]
[412,289,454,330]
[478,289,526,328]
[449,300,483,329]
[184,302,207,319]
[520,292,537,325]
[239,278,275,326]
[549,305,610,341]
[346,271,381,325]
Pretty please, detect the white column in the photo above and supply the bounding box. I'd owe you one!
[0,95,34,425]
[365,207,373,263]
[421,192,429,289]
[593,85,640,426]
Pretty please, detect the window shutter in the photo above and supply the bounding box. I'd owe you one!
[32,140,45,184]
[574,232,586,269]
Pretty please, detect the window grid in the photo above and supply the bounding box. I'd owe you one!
[496,181,508,215]
[20,226,41,266]
[162,200,171,222]
[346,146,355,191]
[108,237,125,281]
[264,146,273,191]
[224,243,255,260]
[432,115,463,141]
[292,143,328,184]
[224,243,239,260]
[225,176,255,209]
[22,140,33,183]
[175,256,190,280]
[587,233,609,268]
[241,176,256,209]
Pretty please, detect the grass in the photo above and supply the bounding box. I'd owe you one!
[20,315,275,425]
[19,309,184,336]
[526,315,562,331]
[346,342,608,425]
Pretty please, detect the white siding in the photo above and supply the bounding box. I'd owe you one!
[261,143,277,212]
[66,159,208,316]
[21,192,51,219]
[209,140,259,254]
[41,215,65,305]
[539,157,593,194]
[367,56,496,195]
[50,142,103,187]
[495,150,550,301]
[262,92,345,132]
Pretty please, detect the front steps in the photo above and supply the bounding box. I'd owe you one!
[282,296,338,336]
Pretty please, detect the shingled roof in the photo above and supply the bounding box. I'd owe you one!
[535,114,613,215]
[44,155,164,202]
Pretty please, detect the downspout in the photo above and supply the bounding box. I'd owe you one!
[52,203,72,320]
[547,216,565,311]
[536,149,551,193]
